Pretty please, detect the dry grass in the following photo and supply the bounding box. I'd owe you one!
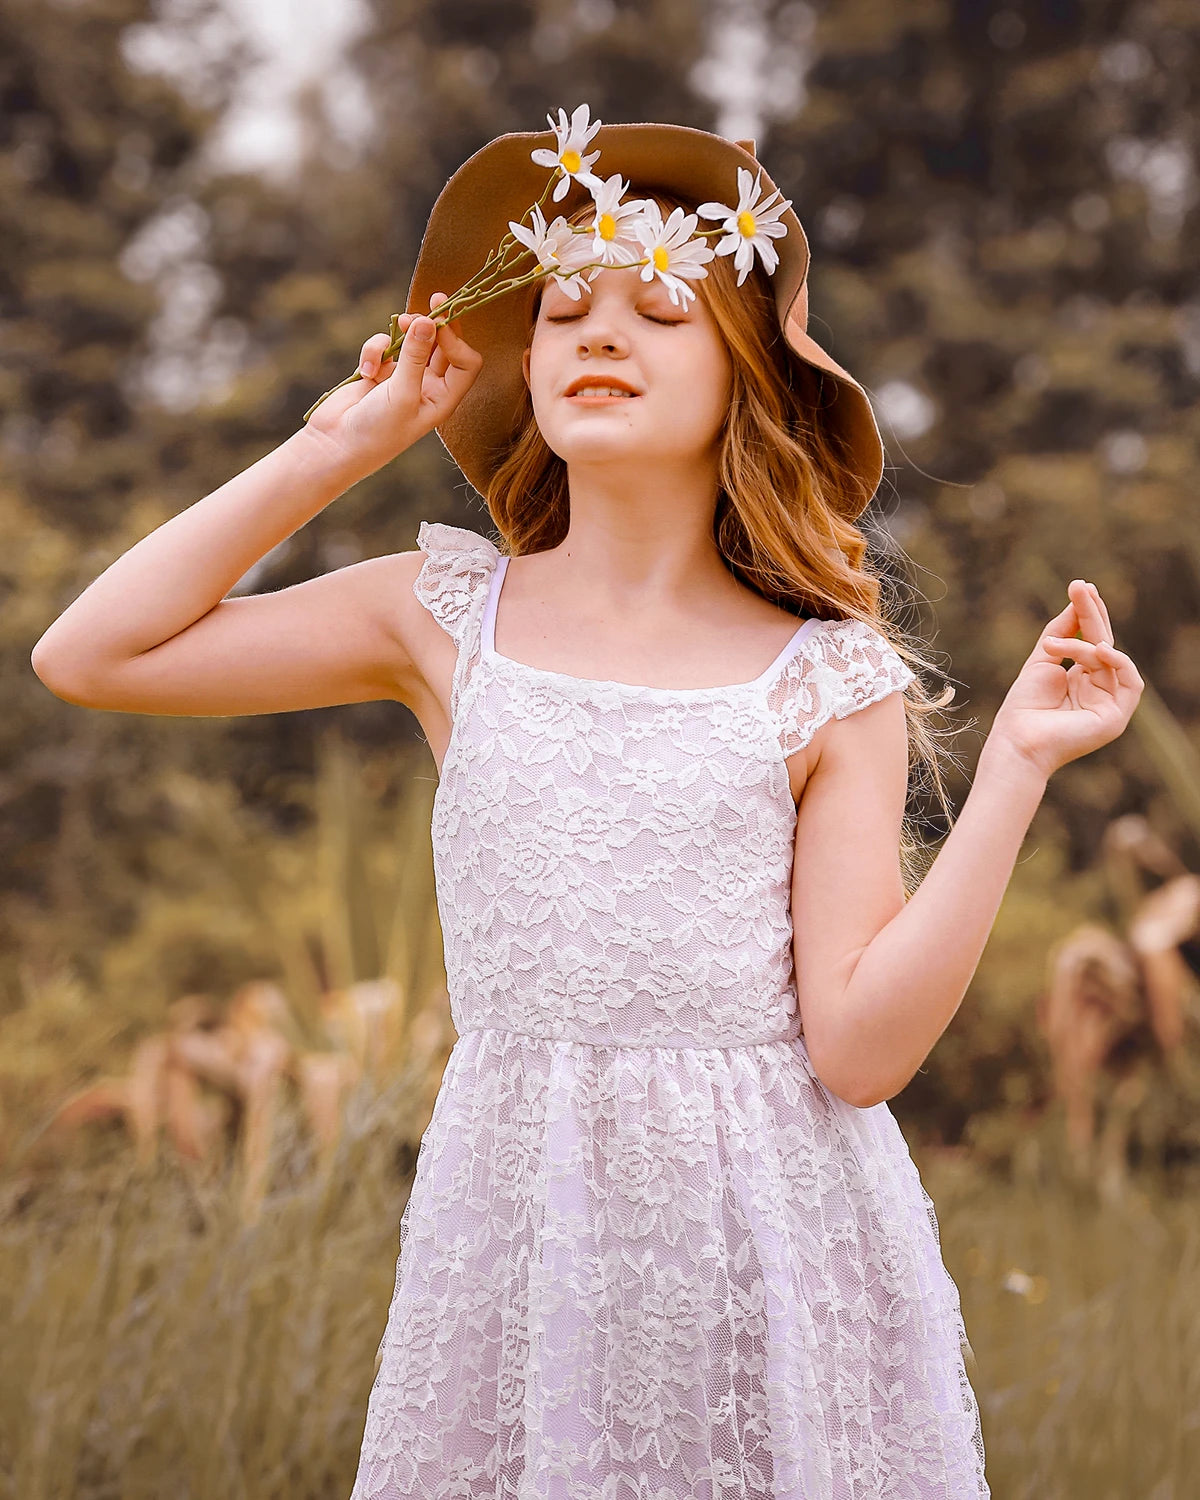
[4,730,1197,1494]
[923,1152,1200,1499]
[1,1129,1197,1498]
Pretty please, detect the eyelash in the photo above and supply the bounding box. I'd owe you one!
[546,313,683,326]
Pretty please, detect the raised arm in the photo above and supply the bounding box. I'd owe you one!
[30,296,482,716]
[793,581,1144,1109]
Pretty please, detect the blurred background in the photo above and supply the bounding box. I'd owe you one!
[3,0,1200,1494]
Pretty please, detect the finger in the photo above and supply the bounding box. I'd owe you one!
[1039,599,1080,641]
[398,315,437,376]
[358,332,393,378]
[1067,579,1109,646]
[1044,635,1119,672]
[1092,639,1143,686]
[1087,581,1115,643]
[1056,638,1146,705]
[434,320,477,360]
[430,314,482,373]
[428,339,450,380]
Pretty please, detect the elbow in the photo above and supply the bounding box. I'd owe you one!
[833,1080,899,1110]
[829,1079,889,1110]
[805,1039,898,1111]
[30,639,99,706]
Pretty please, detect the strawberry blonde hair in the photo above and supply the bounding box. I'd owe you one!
[484,190,962,888]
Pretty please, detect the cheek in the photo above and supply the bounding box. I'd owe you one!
[667,339,731,419]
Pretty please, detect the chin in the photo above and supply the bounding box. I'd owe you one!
[547,432,655,464]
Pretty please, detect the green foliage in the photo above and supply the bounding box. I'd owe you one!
[5,0,1200,1185]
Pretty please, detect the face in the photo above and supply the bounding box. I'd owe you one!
[520,264,734,474]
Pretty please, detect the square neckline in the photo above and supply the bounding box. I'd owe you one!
[480,553,823,697]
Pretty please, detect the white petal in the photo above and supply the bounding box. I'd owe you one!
[753,196,789,223]
[696,200,734,220]
[531,147,560,168]
[553,174,570,202]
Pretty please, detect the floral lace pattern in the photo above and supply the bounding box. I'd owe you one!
[349,522,989,1499]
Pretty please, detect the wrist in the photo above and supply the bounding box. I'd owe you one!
[976,736,1051,796]
[286,422,377,493]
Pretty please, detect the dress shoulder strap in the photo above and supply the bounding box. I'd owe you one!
[765,617,917,757]
[412,520,503,717]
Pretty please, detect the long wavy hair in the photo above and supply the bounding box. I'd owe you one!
[484,190,963,889]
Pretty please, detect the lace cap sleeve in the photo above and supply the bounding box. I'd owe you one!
[767,618,917,758]
[413,520,502,719]
[413,521,501,645]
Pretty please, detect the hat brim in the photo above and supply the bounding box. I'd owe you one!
[405,121,884,517]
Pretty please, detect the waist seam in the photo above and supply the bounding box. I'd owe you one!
[455,1024,804,1052]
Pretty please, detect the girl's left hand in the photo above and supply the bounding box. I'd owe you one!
[986,579,1144,781]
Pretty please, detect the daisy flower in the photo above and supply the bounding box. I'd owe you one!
[627,202,716,309]
[530,103,603,202]
[578,173,653,270]
[697,166,792,286]
[507,205,593,299]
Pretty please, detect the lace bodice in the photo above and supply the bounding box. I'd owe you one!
[412,519,917,1053]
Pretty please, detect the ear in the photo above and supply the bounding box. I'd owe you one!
[521,345,531,389]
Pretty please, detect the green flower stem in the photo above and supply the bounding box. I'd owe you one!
[303,172,715,423]
[431,178,557,310]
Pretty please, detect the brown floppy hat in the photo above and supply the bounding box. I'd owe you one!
[404,120,886,519]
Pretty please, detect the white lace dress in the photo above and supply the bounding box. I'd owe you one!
[348,521,990,1500]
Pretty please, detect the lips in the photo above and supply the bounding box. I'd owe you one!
[563,375,642,398]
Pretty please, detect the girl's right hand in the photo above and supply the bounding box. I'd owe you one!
[304,291,483,476]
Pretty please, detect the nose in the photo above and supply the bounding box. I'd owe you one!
[576,302,629,358]
[580,328,624,357]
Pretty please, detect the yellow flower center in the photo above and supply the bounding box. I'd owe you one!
[737,209,757,238]
[561,149,582,173]
[652,246,670,271]
[598,212,617,241]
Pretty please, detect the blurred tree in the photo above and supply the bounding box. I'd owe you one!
[2,0,717,1006]
[6,0,1200,1159]
[760,0,1200,1143]
[0,0,243,1000]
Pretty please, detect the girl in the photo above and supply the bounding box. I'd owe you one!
[32,116,1142,1498]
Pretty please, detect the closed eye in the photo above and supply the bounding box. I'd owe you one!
[545,313,684,325]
